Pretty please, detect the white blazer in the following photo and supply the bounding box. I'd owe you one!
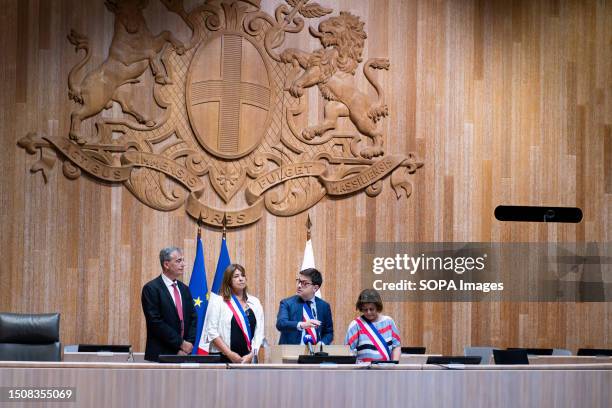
[200,292,265,355]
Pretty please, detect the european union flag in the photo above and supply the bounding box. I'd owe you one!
[188,233,208,355]
[211,237,231,294]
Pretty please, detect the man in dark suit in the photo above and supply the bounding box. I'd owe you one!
[141,247,197,362]
[276,268,334,345]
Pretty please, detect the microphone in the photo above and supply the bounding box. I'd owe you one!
[304,334,315,355]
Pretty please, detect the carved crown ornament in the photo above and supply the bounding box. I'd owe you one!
[18,0,424,228]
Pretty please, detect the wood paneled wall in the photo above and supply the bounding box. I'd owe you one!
[0,0,610,354]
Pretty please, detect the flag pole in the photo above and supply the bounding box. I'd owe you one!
[222,213,227,239]
[302,213,319,297]
[190,215,209,355]
[212,214,232,295]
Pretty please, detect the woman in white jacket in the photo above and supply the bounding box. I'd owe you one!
[201,264,264,363]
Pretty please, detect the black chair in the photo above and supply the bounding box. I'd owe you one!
[577,348,612,357]
[493,349,529,365]
[507,347,553,355]
[401,346,426,354]
[0,313,61,361]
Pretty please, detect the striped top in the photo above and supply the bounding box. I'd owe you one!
[344,315,401,362]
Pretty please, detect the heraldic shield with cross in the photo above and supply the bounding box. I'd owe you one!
[18,0,424,228]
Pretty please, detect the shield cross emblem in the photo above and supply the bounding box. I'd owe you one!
[186,32,272,159]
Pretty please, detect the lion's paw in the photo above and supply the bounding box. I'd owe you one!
[370,58,390,70]
[280,49,295,64]
[288,85,304,98]
[155,75,172,85]
[69,90,83,104]
[368,105,389,122]
[302,127,318,140]
[69,132,87,146]
[360,146,385,159]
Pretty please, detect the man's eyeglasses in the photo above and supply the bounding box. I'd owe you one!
[296,279,313,287]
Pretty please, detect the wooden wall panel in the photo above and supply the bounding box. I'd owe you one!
[0,0,610,354]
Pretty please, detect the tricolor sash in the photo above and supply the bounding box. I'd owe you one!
[226,294,252,351]
[196,334,209,355]
[355,317,391,361]
[302,303,318,344]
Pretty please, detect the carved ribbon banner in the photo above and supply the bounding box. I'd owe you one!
[186,192,265,227]
[245,162,326,204]
[121,152,204,192]
[321,155,405,196]
[46,137,132,182]
[17,0,424,229]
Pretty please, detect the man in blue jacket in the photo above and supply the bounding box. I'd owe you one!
[276,268,334,345]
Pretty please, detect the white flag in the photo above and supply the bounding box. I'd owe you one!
[301,239,315,270]
[301,239,321,298]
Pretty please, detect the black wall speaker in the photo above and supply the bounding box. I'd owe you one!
[494,206,583,223]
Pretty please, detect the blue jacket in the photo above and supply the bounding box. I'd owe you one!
[276,295,334,345]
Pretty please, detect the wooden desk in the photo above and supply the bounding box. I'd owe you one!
[528,355,612,365]
[1,362,611,407]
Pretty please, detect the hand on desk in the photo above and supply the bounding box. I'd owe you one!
[227,351,243,364]
[241,352,254,364]
[180,341,193,354]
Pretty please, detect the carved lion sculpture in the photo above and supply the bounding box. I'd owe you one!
[280,11,389,159]
[67,0,185,144]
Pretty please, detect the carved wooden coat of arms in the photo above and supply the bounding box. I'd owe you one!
[19,0,423,227]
